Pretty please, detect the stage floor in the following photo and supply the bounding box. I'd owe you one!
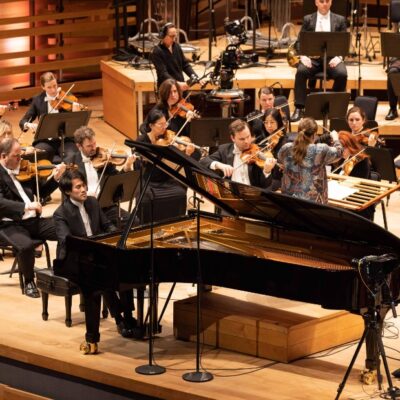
[1,97,400,400]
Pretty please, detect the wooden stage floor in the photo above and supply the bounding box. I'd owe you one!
[1,99,400,400]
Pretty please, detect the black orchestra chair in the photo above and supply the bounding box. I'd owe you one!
[354,96,378,121]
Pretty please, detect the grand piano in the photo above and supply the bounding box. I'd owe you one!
[59,141,400,371]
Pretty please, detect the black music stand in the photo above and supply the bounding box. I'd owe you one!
[190,117,233,148]
[304,92,350,129]
[97,171,139,229]
[34,111,91,161]
[299,32,351,92]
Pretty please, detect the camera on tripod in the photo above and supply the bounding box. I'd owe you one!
[211,20,258,90]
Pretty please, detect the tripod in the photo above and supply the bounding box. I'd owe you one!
[335,280,400,399]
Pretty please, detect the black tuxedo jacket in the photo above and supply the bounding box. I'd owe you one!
[200,143,272,189]
[53,196,116,260]
[0,164,58,222]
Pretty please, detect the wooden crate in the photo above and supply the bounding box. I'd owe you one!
[174,292,364,363]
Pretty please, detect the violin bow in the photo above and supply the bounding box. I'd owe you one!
[331,148,366,174]
[94,142,117,198]
[246,100,295,122]
[34,149,40,202]
[49,83,75,113]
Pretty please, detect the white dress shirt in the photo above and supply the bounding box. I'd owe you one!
[316,11,331,32]
[70,198,93,237]
[231,145,251,185]
[81,152,100,196]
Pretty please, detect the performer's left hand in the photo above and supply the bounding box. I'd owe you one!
[329,56,342,68]
[185,143,195,156]
[123,154,136,171]
[54,163,67,181]
[263,157,277,175]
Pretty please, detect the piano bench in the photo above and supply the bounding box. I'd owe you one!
[36,268,81,327]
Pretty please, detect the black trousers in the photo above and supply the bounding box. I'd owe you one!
[388,66,400,110]
[34,139,78,163]
[294,59,348,108]
[0,217,56,282]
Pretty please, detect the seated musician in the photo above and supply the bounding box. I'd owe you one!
[290,0,348,122]
[19,72,80,162]
[336,130,375,220]
[0,138,66,298]
[277,117,343,204]
[346,106,379,147]
[139,78,195,137]
[200,119,276,189]
[54,170,139,354]
[65,126,135,226]
[135,108,199,224]
[385,58,400,120]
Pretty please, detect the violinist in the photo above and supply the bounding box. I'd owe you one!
[0,138,66,298]
[335,130,375,220]
[278,117,343,204]
[19,72,80,161]
[140,78,195,137]
[200,119,276,189]
[65,126,135,226]
[346,106,378,147]
[151,22,204,89]
[135,109,197,224]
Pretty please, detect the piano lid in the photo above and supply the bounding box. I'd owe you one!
[126,140,400,252]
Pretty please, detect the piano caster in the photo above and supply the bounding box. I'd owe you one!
[360,369,377,385]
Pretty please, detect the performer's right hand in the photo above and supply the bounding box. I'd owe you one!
[300,56,312,68]
[24,122,38,132]
[177,81,189,91]
[215,162,234,178]
[26,201,42,215]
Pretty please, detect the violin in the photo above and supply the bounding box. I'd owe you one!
[169,99,200,119]
[91,147,129,169]
[16,159,77,182]
[266,129,285,151]
[154,129,204,155]
[50,90,87,111]
[240,143,274,169]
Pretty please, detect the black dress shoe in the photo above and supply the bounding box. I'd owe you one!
[124,317,137,329]
[24,281,40,298]
[117,320,134,338]
[385,109,398,120]
[290,108,304,122]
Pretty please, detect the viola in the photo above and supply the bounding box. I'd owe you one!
[16,159,77,182]
[91,147,129,169]
[154,129,204,154]
[169,99,200,119]
[240,143,274,169]
[50,90,87,111]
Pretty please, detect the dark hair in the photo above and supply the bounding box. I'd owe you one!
[74,126,95,145]
[59,169,87,195]
[258,86,274,98]
[0,137,18,156]
[292,117,318,165]
[346,106,366,122]
[159,22,175,39]
[145,109,166,132]
[229,119,250,137]
[157,78,182,106]
[262,108,284,132]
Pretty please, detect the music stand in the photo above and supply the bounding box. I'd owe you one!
[34,111,91,161]
[97,171,139,229]
[190,117,233,148]
[299,32,350,91]
[304,92,350,128]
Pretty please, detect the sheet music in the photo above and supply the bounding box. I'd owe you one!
[328,180,357,200]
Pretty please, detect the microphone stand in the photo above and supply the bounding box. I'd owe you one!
[355,0,362,97]
[182,194,213,383]
[136,186,166,376]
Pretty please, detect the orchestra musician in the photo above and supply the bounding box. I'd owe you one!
[200,119,277,189]
[277,117,343,204]
[151,22,204,90]
[0,138,66,298]
[385,58,400,120]
[54,170,139,355]
[19,72,80,162]
[135,108,198,224]
[336,130,375,220]
[346,106,378,147]
[65,126,135,226]
[139,78,195,137]
[290,0,348,122]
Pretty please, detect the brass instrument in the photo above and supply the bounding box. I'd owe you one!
[287,43,299,68]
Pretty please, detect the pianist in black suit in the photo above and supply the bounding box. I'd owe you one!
[54,169,138,354]
[19,72,79,161]
[290,0,348,122]
[0,138,65,298]
[200,119,276,189]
